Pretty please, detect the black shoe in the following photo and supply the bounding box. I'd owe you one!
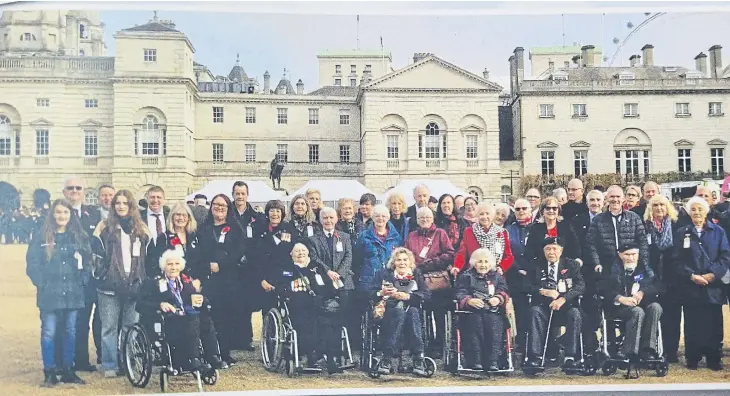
[708,360,723,371]
[412,357,427,376]
[59,369,86,385]
[184,358,206,372]
[74,363,97,372]
[562,357,577,370]
[523,359,539,368]
[222,355,237,367]
[377,358,392,375]
[487,361,500,372]
[472,363,484,370]
[41,370,58,388]
[327,356,343,375]
[686,360,699,370]
[208,355,228,370]
[665,354,679,363]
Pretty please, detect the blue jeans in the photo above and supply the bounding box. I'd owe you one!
[41,309,79,370]
[382,304,424,358]
[97,292,139,371]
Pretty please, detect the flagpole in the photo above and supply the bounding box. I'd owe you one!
[356,15,360,50]
[380,35,384,72]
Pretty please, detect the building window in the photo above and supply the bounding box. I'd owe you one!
[540,151,555,176]
[711,148,725,175]
[350,79,357,87]
[35,129,49,156]
[22,33,36,41]
[572,104,587,117]
[418,122,446,159]
[387,135,399,159]
[675,103,690,116]
[144,49,157,62]
[245,107,256,123]
[85,99,98,108]
[677,149,691,172]
[365,64,372,72]
[15,130,20,156]
[308,144,319,164]
[0,115,11,156]
[37,98,50,107]
[465,135,478,159]
[335,65,341,74]
[308,108,319,125]
[277,108,288,124]
[139,115,160,156]
[615,150,651,176]
[623,103,638,117]
[339,113,350,125]
[245,144,256,162]
[212,106,224,123]
[334,78,341,86]
[709,102,723,116]
[84,190,98,206]
[339,145,350,164]
[350,65,356,73]
[84,130,98,157]
[539,104,554,118]
[212,143,224,163]
[277,144,288,162]
[573,150,588,176]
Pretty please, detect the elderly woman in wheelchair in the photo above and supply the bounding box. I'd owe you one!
[367,247,435,377]
[268,242,353,375]
[596,243,667,378]
[125,249,225,390]
[453,248,511,373]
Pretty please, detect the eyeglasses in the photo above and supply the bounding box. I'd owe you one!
[212,203,228,209]
[65,186,83,191]
[526,195,541,199]
[515,207,530,211]
[627,193,639,198]
[544,206,559,211]
[567,188,582,192]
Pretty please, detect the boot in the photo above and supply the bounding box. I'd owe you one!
[207,355,228,370]
[41,369,58,388]
[59,368,86,385]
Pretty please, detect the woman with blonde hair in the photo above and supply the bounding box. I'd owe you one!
[287,194,321,239]
[386,193,410,244]
[625,185,644,216]
[146,202,202,279]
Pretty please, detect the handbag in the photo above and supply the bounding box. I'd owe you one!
[423,270,452,291]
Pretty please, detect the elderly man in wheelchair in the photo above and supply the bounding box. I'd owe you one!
[523,237,586,374]
[596,243,665,376]
[134,249,227,375]
[454,248,510,372]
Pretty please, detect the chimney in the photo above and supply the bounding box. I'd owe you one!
[513,47,525,86]
[508,55,516,94]
[695,52,708,77]
[263,70,270,94]
[629,55,637,67]
[548,61,554,72]
[641,44,654,66]
[572,55,581,65]
[709,45,723,79]
[483,68,490,79]
[581,45,595,67]
[296,79,303,95]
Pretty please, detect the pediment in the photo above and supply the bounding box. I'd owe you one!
[707,139,728,146]
[380,124,406,133]
[29,118,53,127]
[79,119,103,128]
[673,139,694,147]
[460,124,484,133]
[569,140,591,148]
[363,56,502,92]
[537,141,559,149]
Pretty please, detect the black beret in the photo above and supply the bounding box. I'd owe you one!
[543,236,563,247]
[618,243,640,253]
[194,194,207,200]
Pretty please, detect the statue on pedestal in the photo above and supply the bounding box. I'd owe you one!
[269,153,286,190]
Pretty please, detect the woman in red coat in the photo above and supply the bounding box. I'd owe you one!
[452,202,513,277]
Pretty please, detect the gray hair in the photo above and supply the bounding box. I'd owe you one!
[586,189,604,200]
[476,202,495,217]
[318,206,338,222]
[685,196,710,214]
[494,202,510,216]
[371,204,391,220]
[469,248,496,270]
[413,184,430,197]
[159,248,187,272]
[63,175,84,189]
[514,198,530,208]
[416,206,434,219]
[552,188,567,200]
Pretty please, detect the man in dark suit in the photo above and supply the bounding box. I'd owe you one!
[524,237,585,372]
[140,185,171,277]
[190,194,208,225]
[60,176,103,371]
[561,179,588,222]
[406,184,435,232]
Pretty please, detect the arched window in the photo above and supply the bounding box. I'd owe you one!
[419,122,446,159]
[0,115,11,156]
[140,116,160,156]
[468,187,482,202]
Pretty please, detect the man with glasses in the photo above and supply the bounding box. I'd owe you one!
[562,179,588,221]
[524,188,542,223]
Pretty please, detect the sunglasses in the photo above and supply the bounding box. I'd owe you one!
[65,186,83,191]
[515,207,530,211]
[544,206,560,211]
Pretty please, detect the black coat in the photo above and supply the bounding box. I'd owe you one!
[524,221,581,263]
[277,258,342,315]
[525,257,585,307]
[455,268,509,312]
[597,261,659,308]
[370,267,431,308]
[150,230,204,280]
[196,221,246,292]
[255,221,301,286]
[644,218,678,292]
[585,210,649,277]
[26,231,92,311]
[137,273,209,317]
[561,200,588,223]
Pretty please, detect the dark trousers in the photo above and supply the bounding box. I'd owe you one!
[511,292,530,349]
[199,310,222,360]
[580,294,602,354]
[166,314,202,368]
[528,304,582,359]
[659,296,682,359]
[464,310,505,365]
[610,303,662,356]
[424,289,451,352]
[208,287,239,358]
[683,303,724,364]
[382,304,424,358]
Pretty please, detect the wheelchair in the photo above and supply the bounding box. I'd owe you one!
[595,296,669,379]
[521,294,597,377]
[360,299,438,379]
[443,299,516,376]
[121,308,219,393]
[260,294,356,377]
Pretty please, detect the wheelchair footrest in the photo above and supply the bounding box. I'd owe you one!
[339,363,356,370]
[301,367,323,374]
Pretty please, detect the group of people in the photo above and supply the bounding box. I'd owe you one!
[22,177,730,388]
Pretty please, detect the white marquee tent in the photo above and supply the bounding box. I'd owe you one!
[379,179,470,207]
[282,180,375,208]
[186,180,283,205]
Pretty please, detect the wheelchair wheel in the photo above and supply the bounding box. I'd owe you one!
[422,357,437,378]
[202,369,218,385]
[601,361,617,376]
[261,308,285,372]
[159,370,169,393]
[655,362,669,377]
[123,324,152,388]
[286,358,297,377]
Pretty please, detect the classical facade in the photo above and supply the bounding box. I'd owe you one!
[509,43,730,186]
[0,11,504,205]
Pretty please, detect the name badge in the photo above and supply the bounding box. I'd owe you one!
[281,233,291,243]
[558,279,567,293]
[647,234,652,245]
[174,244,184,255]
[631,282,640,295]
[683,235,690,249]
[307,225,314,237]
[132,239,141,257]
[247,226,253,238]
[218,233,226,244]
[315,273,325,286]
[159,279,168,293]
[74,252,83,270]
[418,246,429,259]
[566,278,573,289]
[488,283,495,296]
[273,235,281,245]
[336,241,343,252]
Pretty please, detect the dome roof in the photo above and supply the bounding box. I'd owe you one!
[227,54,249,82]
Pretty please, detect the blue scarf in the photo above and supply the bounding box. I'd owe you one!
[648,216,673,251]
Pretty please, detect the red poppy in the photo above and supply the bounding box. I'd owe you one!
[83,211,89,217]
[222,226,231,234]
[560,269,568,275]
[171,236,182,246]
[250,217,256,223]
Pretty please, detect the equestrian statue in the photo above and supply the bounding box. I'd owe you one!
[270,154,286,190]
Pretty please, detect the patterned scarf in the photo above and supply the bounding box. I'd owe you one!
[445,215,460,248]
[292,215,307,235]
[647,216,673,251]
[167,277,184,309]
[472,224,505,264]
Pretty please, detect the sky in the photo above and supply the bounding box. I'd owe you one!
[93,1,730,92]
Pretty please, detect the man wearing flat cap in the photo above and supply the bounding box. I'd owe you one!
[524,237,585,372]
[597,243,662,362]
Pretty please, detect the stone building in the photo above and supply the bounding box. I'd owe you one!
[509,43,730,189]
[0,11,505,205]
